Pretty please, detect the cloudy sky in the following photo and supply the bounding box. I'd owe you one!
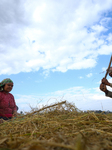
[0,0,112,112]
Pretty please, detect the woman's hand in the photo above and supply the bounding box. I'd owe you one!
[102,78,110,86]
[0,119,4,124]
[100,83,108,93]
[13,110,18,117]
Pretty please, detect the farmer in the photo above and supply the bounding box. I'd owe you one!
[100,67,112,98]
[0,78,17,123]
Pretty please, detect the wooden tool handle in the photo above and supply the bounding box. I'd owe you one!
[104,55,112,78]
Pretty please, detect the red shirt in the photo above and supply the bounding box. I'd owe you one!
[0,91,17,117]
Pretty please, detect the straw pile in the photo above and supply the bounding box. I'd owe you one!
[0,101,112,150]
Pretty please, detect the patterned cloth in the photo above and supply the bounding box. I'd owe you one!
[0,78,13,91]
[0,91,17,118]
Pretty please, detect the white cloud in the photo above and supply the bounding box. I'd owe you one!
[33,3,47,22]
[91,25,107,33]
[0,0,112,75]
[79,76,83,79]
[15,85,112,112]
[102,67,106,71]
[86,73,93,78]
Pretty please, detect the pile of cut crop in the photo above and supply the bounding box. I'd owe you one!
[0,101,112,150]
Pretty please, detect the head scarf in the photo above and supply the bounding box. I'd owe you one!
[0,78,13,91]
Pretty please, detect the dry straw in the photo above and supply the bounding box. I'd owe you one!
[0,101,112,150]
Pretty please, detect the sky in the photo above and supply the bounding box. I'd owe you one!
[0,0,112,112]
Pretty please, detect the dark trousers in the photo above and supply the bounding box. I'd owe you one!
[0,116,12,120]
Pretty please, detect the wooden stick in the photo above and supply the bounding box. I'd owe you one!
[104,55,112,78]
[27,100,66,115]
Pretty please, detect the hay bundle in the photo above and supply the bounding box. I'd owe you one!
[0,101,112,150]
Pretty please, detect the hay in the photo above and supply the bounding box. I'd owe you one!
[0,101,112,150]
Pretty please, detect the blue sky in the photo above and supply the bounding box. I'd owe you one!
[0,0,112,112]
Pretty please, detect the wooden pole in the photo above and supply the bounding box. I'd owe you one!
[104,55,112,78]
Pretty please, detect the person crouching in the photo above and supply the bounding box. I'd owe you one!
[0,78,17,123]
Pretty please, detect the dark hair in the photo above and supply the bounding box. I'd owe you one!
[0,85,5,91]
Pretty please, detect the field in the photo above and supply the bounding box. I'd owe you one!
[0,101,112,150]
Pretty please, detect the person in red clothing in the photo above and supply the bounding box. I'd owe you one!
[0,78,17,123]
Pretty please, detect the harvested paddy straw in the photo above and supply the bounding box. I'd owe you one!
[0,101,112,150]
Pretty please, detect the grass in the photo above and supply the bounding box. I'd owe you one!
[0,101,112,150]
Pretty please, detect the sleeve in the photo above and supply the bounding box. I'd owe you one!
[11,94,17,112]
[105,90,112,98]
[0,92,2,101]
[110,83,112,88]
